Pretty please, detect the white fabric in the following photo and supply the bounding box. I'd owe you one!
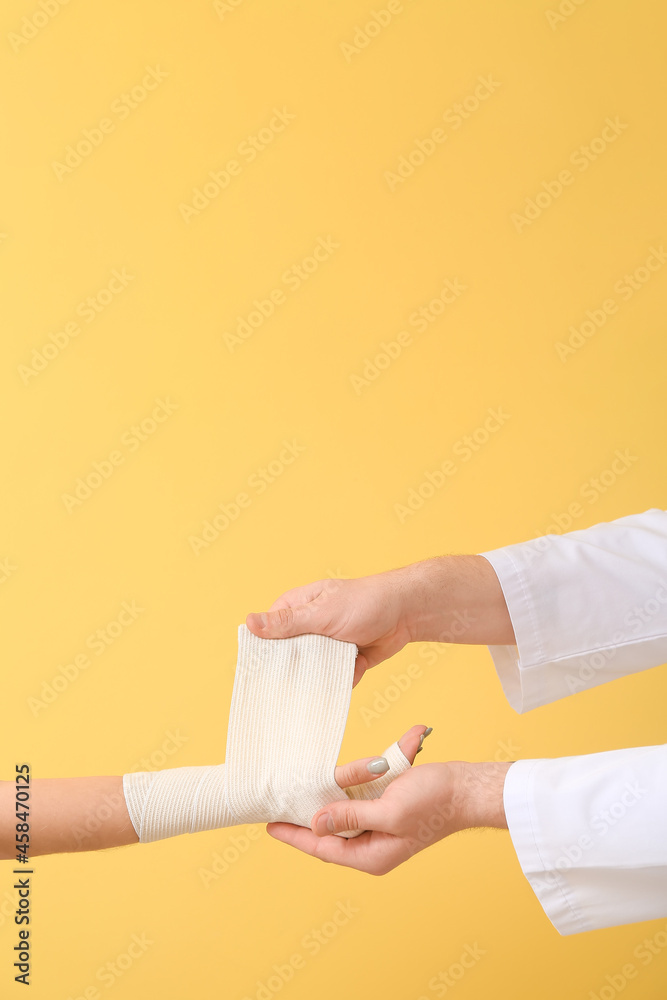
[123,625,411,843]
[479,507,667,934]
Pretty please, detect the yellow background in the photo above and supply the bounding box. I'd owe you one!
[2,0,667,996]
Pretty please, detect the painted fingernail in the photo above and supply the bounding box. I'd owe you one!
[416,727,434,754]
[315,813,334,836]
[367,757,389,775]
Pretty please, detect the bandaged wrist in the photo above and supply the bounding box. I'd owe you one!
[123,625,412,843]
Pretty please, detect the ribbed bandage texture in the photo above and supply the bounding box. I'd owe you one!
[123,625,411,843]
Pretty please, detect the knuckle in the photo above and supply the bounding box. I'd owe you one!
[274,607,294,630]
[334,806,357,833]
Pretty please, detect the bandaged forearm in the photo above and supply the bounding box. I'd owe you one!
[123,626,411,843]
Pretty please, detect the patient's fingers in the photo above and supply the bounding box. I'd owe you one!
[334,756,390,788]
[397,724,431,764]
[333,724,430,789]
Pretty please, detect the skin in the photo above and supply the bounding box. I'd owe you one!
[268,758,511,875]
[0,728,426,860]
[0,556,514,864]
[246,554,515,687]
[246,554,516,872]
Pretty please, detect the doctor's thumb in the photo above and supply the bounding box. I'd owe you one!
[246,605,320,639]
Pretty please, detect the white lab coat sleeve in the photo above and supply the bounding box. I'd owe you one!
[501,745,667,934]
[479,507,667,713]
[477,508,667,934]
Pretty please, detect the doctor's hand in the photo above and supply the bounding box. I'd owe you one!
[246,569,415,687]
[267,758,512,874]
[246,556,514,687]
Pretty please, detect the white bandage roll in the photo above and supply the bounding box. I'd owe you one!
[123,625,412,843]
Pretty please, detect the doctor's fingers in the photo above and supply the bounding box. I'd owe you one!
[266,822,412,875]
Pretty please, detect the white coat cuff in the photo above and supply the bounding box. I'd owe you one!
[503,746,667,935]
[479,546,547,713]
[479,510,667,712]
[503,758,590,934]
